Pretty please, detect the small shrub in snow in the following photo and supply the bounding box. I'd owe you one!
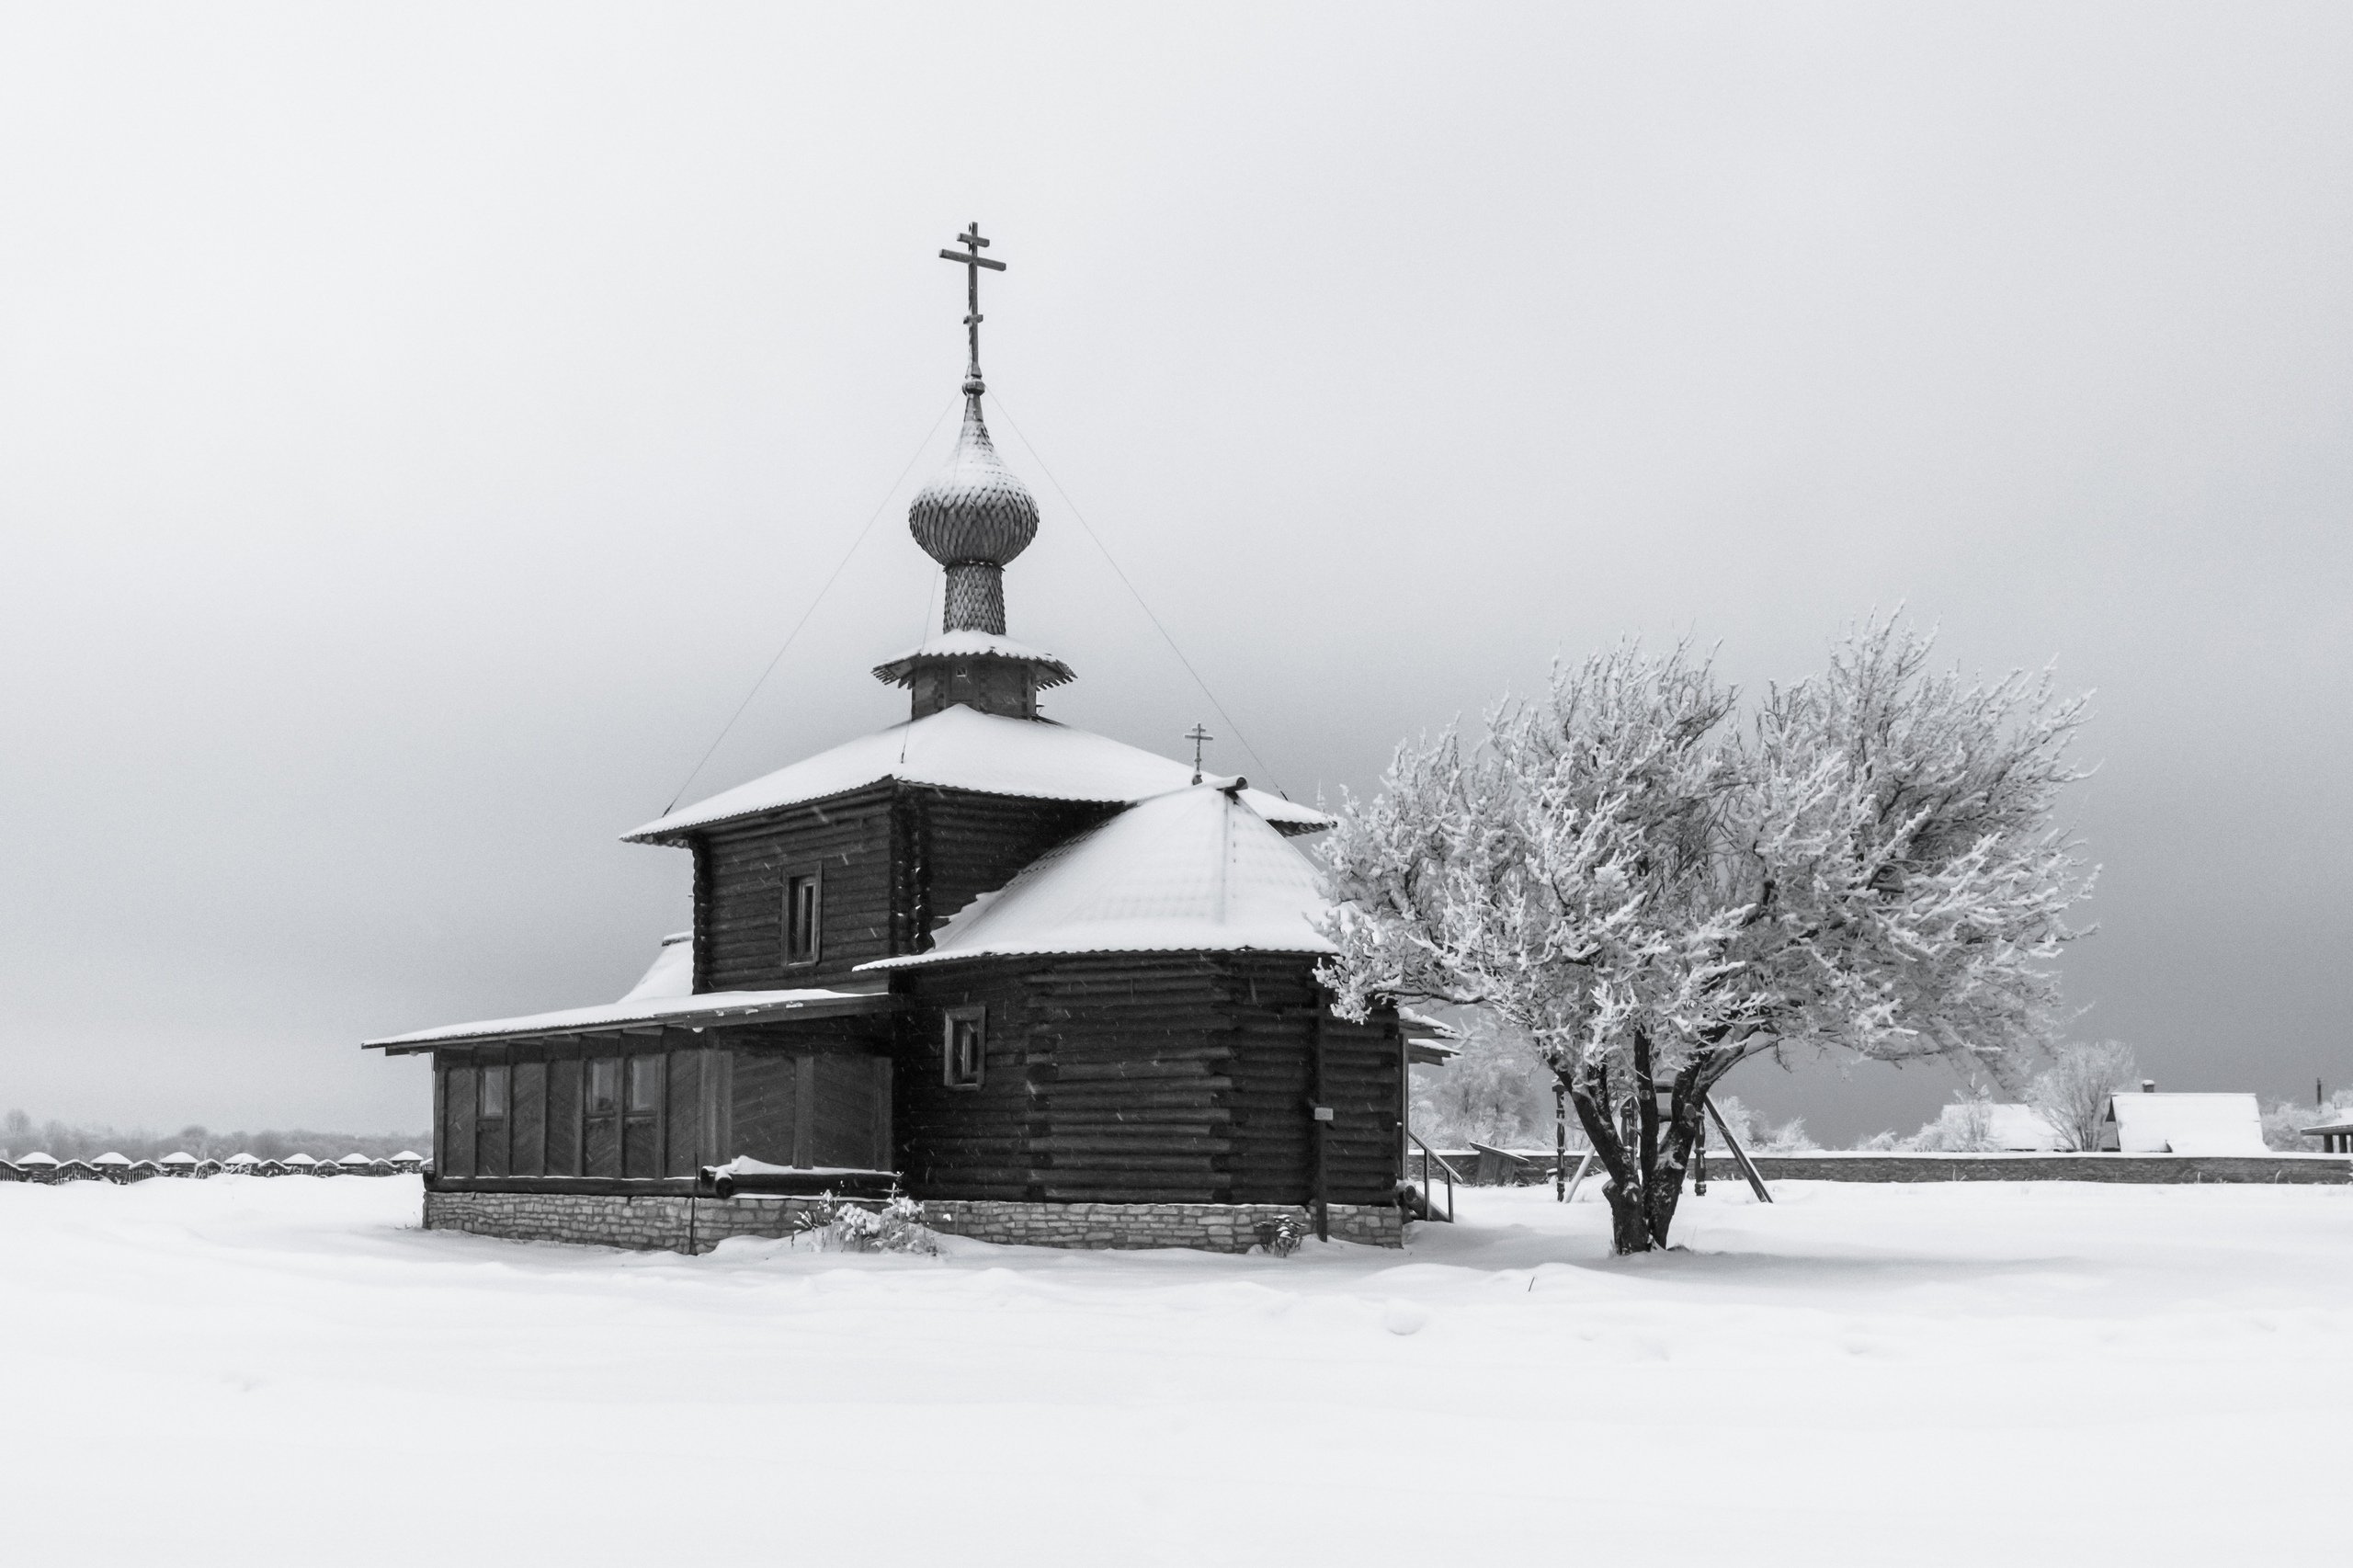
[790,1193,938,1255]
[1252,1214,1309,1256]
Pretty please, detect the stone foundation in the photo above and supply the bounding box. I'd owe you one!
[422,1188,1403,1254]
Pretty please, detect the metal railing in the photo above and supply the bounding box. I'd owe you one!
[1405,1130,1461,1222]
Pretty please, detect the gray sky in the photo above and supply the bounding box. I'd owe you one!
[2,4,2347,1142]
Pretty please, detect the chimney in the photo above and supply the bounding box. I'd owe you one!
[2141,1079,2156,1094]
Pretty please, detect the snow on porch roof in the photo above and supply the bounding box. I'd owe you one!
[624,704,1330,843]
[363,985,894,1052]
[363,928,893,1052]
[859,778,1337,971]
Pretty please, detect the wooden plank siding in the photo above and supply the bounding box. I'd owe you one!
[891,953,1404,1207]
[695,784,896,991]
[441,1062,476,1179]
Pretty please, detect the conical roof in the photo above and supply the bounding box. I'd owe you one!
[909,396,1038,567]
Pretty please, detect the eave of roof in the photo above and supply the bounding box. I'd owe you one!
[624,704,1330,844]
[870,631,1075,689]
[365,987,897,1053]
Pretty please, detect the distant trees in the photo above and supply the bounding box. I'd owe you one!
[1408,1016,1564,1150]
[1320,619,2097,1253]
[2025,1040,2137,1151]
[0,1110,429,1164]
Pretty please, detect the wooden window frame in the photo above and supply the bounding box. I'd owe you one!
[782,862,824,968]
[478,1062,510,1121]
[625,1054,663,1118]
[942,1006,986,1090]
[586,1056,620,1117]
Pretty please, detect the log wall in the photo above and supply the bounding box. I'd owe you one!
[892,953,1404,1207]
[695,784,896,990]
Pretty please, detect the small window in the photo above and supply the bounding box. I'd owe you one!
[478,1064,509,1120]
[586,1058,620,1116]
[784,869,823,965]
[943,1007,985,1088]
[626,1055,661,1116]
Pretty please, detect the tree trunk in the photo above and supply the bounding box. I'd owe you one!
[1567,1044,1735,1256]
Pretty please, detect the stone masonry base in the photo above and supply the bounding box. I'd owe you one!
[422,1189,1404,1254]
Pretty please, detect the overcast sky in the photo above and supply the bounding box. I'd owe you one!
[2,4,2347,1142]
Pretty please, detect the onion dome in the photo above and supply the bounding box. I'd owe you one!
[909,393,1039,581]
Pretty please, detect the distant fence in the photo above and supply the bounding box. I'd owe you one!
[1,1157,425,1185]
[1698,1151,2353,1185]
[1430,1147,2353,1187]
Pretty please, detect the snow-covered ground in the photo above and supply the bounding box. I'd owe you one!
[4,1176,2346,1565]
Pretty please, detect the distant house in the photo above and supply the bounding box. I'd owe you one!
[53,1160,100,1182]
[335,1153,379,1174]
[2101,1088,2267,1154]
[1937,1103,2061,1151]
[222,1152,262,1173]
[126,1160,165,1182]
[282,1153,319,1174]
[0,1160,21,1182]
[2303,1109,2353,1154]
[388,1150,426,1174]
[90,1152,134,1183]
[193,1158,223,1177]
[15,1153,61,1182]
[159,1152,200,1176]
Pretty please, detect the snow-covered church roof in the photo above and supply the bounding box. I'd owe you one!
[860,778,1337,970]
[626,704,1329,843]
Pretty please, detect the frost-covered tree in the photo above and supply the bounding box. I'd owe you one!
[2024,1040,2137,1151]
[1319,619,2096,1253]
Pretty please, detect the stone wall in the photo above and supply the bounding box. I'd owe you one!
[1697,1152,2353,1185]
[422,1188,1402,1254]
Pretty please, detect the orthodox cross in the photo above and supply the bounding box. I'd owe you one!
[1186,722,1214,784]
[938,222,1006,381]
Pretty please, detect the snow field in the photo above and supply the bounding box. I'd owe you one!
[2,1176,2346,1566]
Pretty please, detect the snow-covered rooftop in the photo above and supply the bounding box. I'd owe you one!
[283,1153,317,1166]
[861,780,1337,971]
[620,932,694,1002]
[16,1152,58,1166]
[626,704,1328,843]
[366,984,892,1051]
[2104,1092,2268,1154]
[160,1152,198,1165]
[91,1152,130,1166]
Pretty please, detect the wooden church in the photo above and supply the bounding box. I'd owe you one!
[367,228,1414,1252]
